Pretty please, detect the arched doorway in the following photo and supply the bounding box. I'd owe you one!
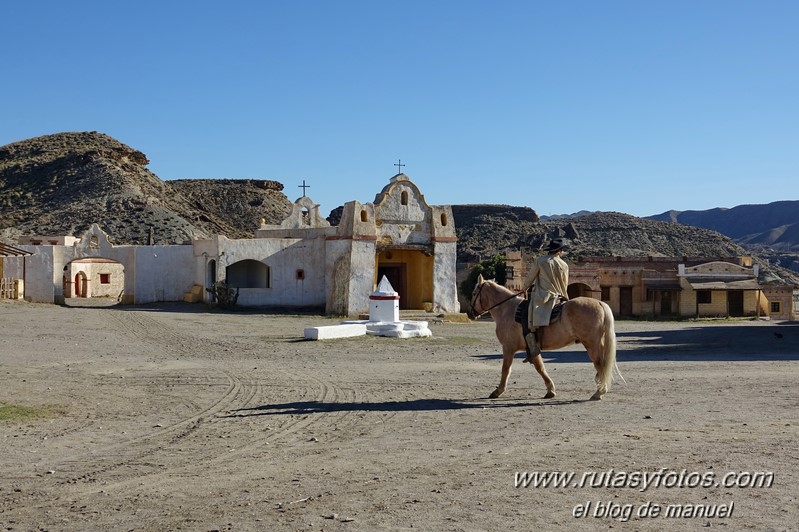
[74,271,88,298]
[226,259,269,288]
[567,282,594,299]
[206,259,217,303]
[225,259,270,306]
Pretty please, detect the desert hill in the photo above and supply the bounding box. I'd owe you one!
[452,206,743,259]
[0,132,291,245]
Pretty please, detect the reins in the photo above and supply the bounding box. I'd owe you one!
[470,282,526,318]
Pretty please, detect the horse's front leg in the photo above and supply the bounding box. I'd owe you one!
[489,347,516,399]
[530,354,556,398]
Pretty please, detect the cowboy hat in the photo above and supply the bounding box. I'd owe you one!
[544,238,570,252]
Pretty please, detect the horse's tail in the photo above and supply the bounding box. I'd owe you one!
[598,301,623,392]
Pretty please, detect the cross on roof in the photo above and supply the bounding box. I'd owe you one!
[298,179,310,197]
[394,159,406,174]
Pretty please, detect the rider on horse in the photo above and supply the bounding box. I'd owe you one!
[521,238,570,363]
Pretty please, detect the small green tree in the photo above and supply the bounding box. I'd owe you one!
[460,254,508,299]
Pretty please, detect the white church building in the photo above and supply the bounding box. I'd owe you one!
[1,174,460,317]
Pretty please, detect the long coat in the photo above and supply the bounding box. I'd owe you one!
[522,253,569,328]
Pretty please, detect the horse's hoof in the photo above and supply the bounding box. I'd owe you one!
[544,391,556,399]
[488,390,502,399]
[589,392,603,401]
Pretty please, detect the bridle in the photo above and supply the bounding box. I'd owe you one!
[469,282,488,317]
[470,281,526,318]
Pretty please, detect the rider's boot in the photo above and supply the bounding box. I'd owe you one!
[524,330,541,363]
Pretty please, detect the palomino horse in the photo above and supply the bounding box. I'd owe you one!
[470,275,622,401]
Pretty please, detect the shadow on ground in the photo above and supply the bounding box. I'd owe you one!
[473,323,799,363]
[225,397,586,417]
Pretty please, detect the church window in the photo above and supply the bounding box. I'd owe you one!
[600,286,610,301]
[440,213,448,226]
[100,274,111,284]
[226,260,270,288]
[697,290,711,304]
[771,302,781,313]
[296,269,305,280]
[401,190,408,205]
[360,210,368,222]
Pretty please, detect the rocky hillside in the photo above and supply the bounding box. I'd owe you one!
[452,205,799,286]
[453,206,743,260]
[0,132,291,244]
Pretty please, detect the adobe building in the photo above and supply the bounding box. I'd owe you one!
[1,174,461,317]
[520,254,796,320]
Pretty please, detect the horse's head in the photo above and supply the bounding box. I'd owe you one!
[469,274,490,318]
[469,275,521,319]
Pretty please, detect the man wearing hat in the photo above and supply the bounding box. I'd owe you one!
[521,238,570,363]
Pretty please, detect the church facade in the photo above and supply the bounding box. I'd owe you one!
[2,174,461,317]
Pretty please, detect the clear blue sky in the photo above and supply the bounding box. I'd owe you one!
[2,1,797,218]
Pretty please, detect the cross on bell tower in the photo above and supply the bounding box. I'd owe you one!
[394,159,406,174]
[298,179,310,197]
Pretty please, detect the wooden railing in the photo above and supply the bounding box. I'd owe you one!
[0,278,21,299]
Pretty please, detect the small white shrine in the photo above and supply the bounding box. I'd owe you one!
[304,277,432,340]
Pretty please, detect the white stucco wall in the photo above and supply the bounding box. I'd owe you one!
[433,241,459,313]
[216,235,328,308]
[9,232,195,304]
[5,247,55,303]
[324,238,355,316]
[133,245,196,303]
[347,240,378,316]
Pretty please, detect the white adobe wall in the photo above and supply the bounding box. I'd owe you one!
[9,240,195,304]
[133,245,196,303]
[433,240,459,313]
[324,238,355,316]
[346,240,378,316]
[5,247,55,303]
[216,235,328,308]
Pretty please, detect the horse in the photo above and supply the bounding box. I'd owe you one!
[469,274,622,401]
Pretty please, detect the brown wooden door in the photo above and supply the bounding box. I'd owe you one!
[728,290,744,317]
[660,291,673,315]
[619,286,633,317]
[74,273,84,297]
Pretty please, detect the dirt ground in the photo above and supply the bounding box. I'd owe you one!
[1,300,797,532]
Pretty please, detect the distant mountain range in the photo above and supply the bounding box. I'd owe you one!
[647,202,799,251]
[1,132,797,285]
[644,202,799,275]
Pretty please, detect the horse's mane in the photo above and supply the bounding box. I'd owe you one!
[484,279,520,297]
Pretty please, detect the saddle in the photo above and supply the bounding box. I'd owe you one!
[514,297,566,338]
